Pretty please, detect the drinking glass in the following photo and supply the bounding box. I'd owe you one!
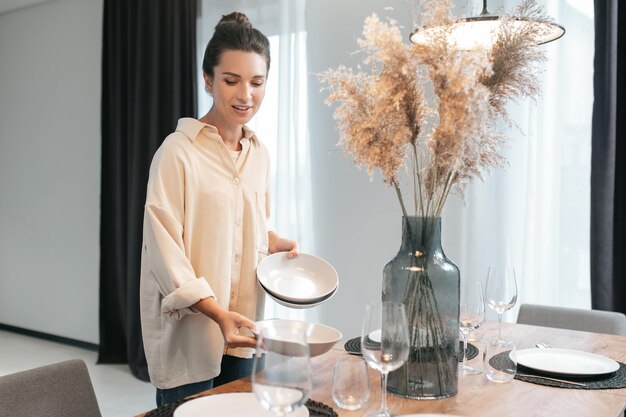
[361,301,410,417]
[483,338,517,383]
[485,266,518,342]
[332,355,370,410]
[252,326,312,417]
[459,280,485,375]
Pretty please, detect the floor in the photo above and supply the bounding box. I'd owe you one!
[0,329,156,417]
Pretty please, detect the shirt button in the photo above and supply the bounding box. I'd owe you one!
[234,254,240,263]
[236,218,242,226]
[233,177,240,185]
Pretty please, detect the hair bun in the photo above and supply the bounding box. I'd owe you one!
[218,12,252,29]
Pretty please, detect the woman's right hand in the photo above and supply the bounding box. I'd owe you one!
[193,297,257,348]
[214,310,257,349]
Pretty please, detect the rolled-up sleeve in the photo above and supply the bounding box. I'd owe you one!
[143,140,215,319]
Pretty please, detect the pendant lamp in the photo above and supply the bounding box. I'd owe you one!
[409,0,565,50]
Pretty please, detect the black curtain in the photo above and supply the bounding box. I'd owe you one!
[99,0,198,380]
[591,0,625,313]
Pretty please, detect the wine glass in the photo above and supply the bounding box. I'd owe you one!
[252,326,312,416]
[361,301,410,417]
[459,280,485,375]
[485,266,518,343]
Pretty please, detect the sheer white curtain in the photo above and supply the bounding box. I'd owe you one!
[197,0,314,320]
[442,0,594,322]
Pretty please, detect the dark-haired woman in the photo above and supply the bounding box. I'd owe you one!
[140,12,298,406]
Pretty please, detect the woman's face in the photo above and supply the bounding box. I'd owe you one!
[205,50,267,127]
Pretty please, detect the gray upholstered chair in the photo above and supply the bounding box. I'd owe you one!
[0,359,102,417]
[517,303,626,336]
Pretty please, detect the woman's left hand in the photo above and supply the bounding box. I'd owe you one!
[268,231,299,258]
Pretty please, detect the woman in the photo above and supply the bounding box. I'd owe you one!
[140,12,298,406]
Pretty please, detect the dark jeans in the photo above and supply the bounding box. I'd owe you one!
[155,355,255,406]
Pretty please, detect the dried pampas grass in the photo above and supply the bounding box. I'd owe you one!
[319,0,550,218]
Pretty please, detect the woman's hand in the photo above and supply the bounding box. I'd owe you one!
[268,231,299,258]
[214,310,257,349]
[193,298,257,348]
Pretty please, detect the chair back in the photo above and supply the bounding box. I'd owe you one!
[517,303,626,336]
[0,359,102,417]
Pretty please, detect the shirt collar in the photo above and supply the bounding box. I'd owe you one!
[175,118,257,143]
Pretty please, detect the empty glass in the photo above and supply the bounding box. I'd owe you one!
[459,280,485,375]
[361,301,410,417]
[332,355,370,410]
[252,326,312,416]
[485,266,518,342]
[483,339,517,383]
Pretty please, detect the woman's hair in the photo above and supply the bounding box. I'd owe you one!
[202,12,271,77]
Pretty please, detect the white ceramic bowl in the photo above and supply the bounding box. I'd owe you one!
[257,253,338,303]
[256,319,342,357]
[264,284,338,309]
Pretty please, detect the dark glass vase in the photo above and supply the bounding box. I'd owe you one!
[382,216,460,399]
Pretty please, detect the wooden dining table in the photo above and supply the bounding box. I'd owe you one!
[135,321,626,417]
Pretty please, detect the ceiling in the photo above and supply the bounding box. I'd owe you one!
[0,0,52,15]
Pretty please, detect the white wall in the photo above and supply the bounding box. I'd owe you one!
[307,0,421,338]
[0,0,102,344]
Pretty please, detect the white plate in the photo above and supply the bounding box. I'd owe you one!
[257,253,338,303]
[173,392,309,417]
[256,319,342,357]
[368,329,381,343]
[265,284,338,309]
[513,348,620,376]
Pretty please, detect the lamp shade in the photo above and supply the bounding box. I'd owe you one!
[410,10,565,50]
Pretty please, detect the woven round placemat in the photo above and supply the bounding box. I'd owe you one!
[143,395,337,417]
[344,337,479,361]
[144,397,188,417]
[343,336,362,355]
[489,351,626,390]
[457,342,480,362]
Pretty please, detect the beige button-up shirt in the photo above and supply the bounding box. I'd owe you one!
[140,118,269,389]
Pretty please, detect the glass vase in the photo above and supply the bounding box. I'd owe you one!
[382,216,460,399]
